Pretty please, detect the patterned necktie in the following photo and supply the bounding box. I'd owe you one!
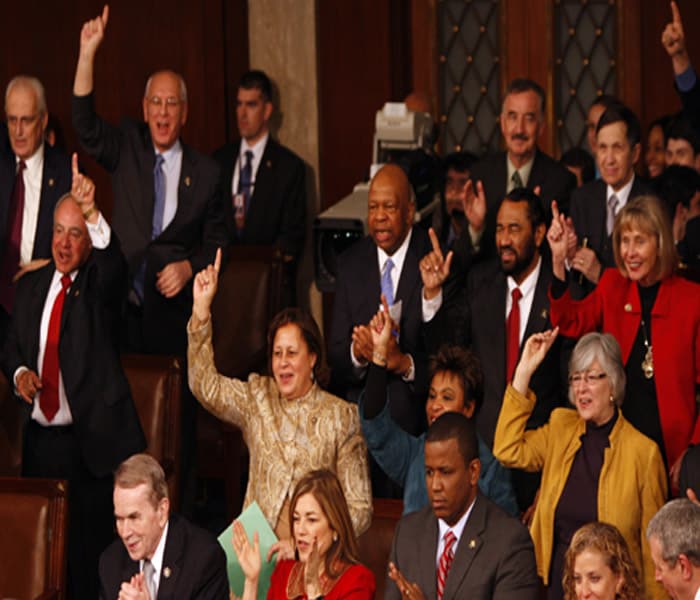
[606,193,619,236]
[40,274,71,422]
[152,154,166,239]
[0,160,27,312]
[437,530,456,600]
[380,257,395,306]
[238,150,254,211]
[511,170,523,190]
[506,287,523,382]
[143,559,157,599]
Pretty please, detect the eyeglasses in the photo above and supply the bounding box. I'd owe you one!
[147,96,182,110]
[568,371,607,386]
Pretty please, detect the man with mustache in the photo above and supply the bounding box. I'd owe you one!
[460,79,575,261]
[422,188,566,513]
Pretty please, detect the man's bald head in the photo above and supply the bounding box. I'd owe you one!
[368,164,415,255]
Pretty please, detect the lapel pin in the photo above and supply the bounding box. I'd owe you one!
[163,566,171,578]
[540,308,548,319]
[468,539,476,548]
[74,290,80,297]
[184,176,191,187]
[266,160,272,168]
[48,178,55,187]
[624,303,632,312]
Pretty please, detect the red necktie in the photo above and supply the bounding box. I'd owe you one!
[40,274,72,422]
[437,530,456,600]
[0,160,27,312]
[506,287,522,382]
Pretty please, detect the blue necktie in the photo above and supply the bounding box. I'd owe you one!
[381,258,395,306]
[238,150,254,211]
[152,154,166,239]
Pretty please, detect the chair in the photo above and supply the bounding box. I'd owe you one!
[357,498,403,600]
[0,477,68,600]
[122,354,182,510]
[196,245,285,519]
[0,369,22,476]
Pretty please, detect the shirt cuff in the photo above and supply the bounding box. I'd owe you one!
[676,65,697,93]
[87,211,111,249]
[401,353,415,383]
[350,343,368,370]
[422,287,443,322]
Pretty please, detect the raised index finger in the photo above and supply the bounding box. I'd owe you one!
[428,227,443,260]
[551,199,560,221]
[213,247,222,273]
[671,1,682,27]
[102,4,110,27]
[72,152,79,179]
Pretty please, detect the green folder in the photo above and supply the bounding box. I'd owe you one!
[218,501,279,600]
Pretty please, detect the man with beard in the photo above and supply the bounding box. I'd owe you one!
[422,188,566,511]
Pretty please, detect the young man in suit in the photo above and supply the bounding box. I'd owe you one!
[99,454,229,600]
[386,412,538,600]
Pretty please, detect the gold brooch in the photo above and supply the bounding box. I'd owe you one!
[163,567,171,578]
[624,303,632,312]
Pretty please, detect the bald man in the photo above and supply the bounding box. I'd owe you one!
[329,164,431,441]
[71,5,227,356]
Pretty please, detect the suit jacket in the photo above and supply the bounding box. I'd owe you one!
[72,93,228,354]
[0,124,72,261]
[568,175,650,297]
[469,149,576,257]
[386,494,539,600]
[329,227,432,435]
[1,238,145,477]
[425,257,567,450]
[98,513,229,600]
[213,138,306,259]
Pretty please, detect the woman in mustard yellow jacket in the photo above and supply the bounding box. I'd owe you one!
[494,330,667,600]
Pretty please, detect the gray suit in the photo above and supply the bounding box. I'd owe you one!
[386,494,539,600]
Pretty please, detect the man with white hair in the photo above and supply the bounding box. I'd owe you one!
[647,499,700,600]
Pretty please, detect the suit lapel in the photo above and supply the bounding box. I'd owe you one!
[416,512,440,599]
[0,147,16,239]
[395,230,422,325]
[27,265,54,366]
[442,497,486,599]
[156,517,184,599]
[162,144,196,238]
[248,138,276,216]
[522,259,552,343]
[482,271,507,385]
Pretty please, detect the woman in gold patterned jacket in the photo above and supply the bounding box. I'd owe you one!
[187,250,372,560]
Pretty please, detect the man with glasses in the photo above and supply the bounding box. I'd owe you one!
[71,5,227,356]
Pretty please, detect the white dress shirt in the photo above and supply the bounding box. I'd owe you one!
[155,141,183,233]
[231,133,269,197]
[19,145,44,265]
[606,173,636,218]
[505,256,542,346]
[141,521,169,597]
[435,497,476,566]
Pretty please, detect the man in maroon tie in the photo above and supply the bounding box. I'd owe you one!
[0,75,72,337]
[1,157,145,600]
[386,412,538,599]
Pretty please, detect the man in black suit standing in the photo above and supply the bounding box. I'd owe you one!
[99,453,229,600]
[422,188,565,510]
[71,5,227,356]
[2,159,146,599]
[329,163,431,438]
[567,103,649,297]
[0,76,71,336]
[386,412,538,600]
[465,78,576,259]
[213,70,306,273]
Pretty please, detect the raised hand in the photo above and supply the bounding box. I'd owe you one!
[192,248,221,323]
[662,1,690,74]
[70,153,97,221]
[388,562,427,600]
[266,537,295,563]
[572,246,602,284]
[304,539,323,599]
[420,228,453,300]
[463,179,486,234]
[512,328,559,394]
[80,5,109,59]
[351,325,374,364]
[231,521,261,582]
[369,295,392,360]
[546,200,568,280]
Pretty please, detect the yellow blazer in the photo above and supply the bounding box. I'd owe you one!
[494,385,667,599]
[188,319,372,536]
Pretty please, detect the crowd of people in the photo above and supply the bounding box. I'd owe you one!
[1,2,700,600]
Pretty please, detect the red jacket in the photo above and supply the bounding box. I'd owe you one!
[549,269,700,469]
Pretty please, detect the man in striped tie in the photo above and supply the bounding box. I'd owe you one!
[386,412,539,600]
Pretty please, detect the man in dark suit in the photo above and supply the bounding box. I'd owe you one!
[329,163,431,438]
[422,188,566,510]
[0,76,71,336]
[213,70,305,265]
[464,78,575,260]
[99,453,229,600]
[386,412,538,600]
[2,163,146,599]
[568,103,649,297]
[71,6,227,356]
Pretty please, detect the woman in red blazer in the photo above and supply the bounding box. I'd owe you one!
[547,195,700,488]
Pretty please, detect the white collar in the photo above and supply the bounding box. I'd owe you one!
[376,227,413,271]
[606,173,635,205]
[437,496,476,547]
[154,140,182,164]
[141,520,169,582]
[507,254,542,297]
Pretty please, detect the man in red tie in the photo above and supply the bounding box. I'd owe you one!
[1,156,145,600]
[386,412,538,599]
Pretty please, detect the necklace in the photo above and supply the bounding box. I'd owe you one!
[640,318,654,379]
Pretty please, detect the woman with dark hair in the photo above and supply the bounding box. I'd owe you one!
[188,250,372,559]
[360,298,517,516]
[548,194,700,484]
[232,470,375,600]
[494,330,667,599]
[562,522,643,600]
[646,115,672,178]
